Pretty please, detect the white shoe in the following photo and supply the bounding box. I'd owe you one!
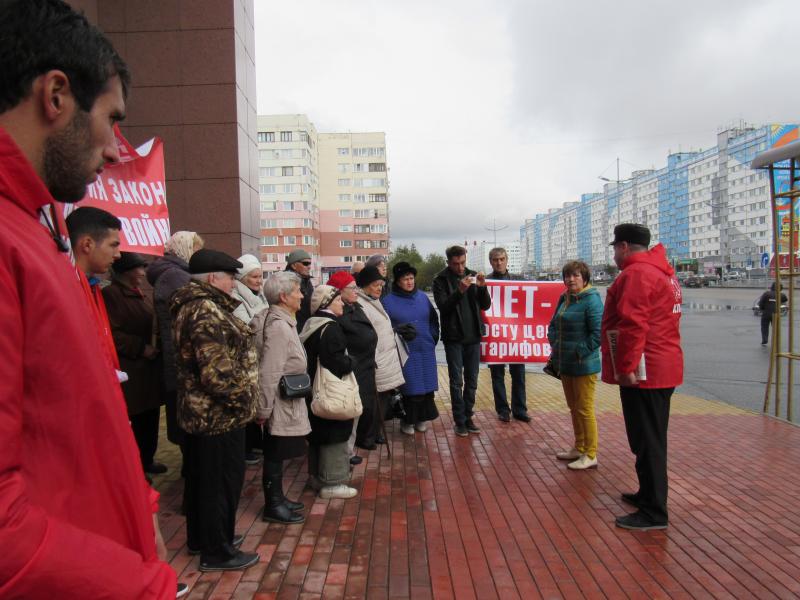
[414,421,429,432]
[567,455,598,470]
[401,424,415,435]
[556,447,582,461]
[319,484,357,499]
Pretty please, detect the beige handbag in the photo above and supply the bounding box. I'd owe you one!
[310,358,362,420]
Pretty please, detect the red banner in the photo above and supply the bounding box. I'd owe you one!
[480,280,565,364]
[76,126,169,255]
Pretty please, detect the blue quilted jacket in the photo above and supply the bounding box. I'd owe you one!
[382,289,440,396]
[547,285,603,376]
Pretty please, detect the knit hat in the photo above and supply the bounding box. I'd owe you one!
[286,249,311,265]
[327,270,355,290]
[310,285,339,313]
[356,264,384,287]
[392,261,417,280]
[365,254,386,268]
[112,252,147,274]
[236,254,261,280]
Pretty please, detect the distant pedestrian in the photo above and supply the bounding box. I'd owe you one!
[486,247,530,422]
[758,282,788,345]
[602,224,683,531]
[285,249,314,331]
[433,245,491,437]
[548,260,603,470]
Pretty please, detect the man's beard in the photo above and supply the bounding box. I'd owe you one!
[43,110,95,203]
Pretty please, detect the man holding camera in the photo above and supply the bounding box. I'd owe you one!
[433,245,492,437]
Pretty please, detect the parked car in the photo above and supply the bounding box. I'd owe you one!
[723,272,743,281]
[683,276,708,288]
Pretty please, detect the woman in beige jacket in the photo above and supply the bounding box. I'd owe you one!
[252,271,311,525]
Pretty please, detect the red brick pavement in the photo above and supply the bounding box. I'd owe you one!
[153,373,800,599]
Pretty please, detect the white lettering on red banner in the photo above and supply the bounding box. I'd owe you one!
[480,280,564,364]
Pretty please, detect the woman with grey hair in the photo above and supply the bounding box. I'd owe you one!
[251,271,311,523]
[366,254,390,298]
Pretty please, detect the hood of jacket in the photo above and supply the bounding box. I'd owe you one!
[622,243,674,276]
[563,284,600,304]
[170,280,241,317]
[0,127,54,217]
[146,253,189,286]
[299,314,335,343]
[232,279,266,308]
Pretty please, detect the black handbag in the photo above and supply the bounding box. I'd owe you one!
[543,358,561,380]
[279,373,311,399]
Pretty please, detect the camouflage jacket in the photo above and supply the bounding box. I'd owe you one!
[170,280,258,435]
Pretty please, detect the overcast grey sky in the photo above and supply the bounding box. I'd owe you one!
[255,0,799,257]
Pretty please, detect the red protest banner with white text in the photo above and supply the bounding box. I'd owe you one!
[76,125,169,256]
[480,280,565,363]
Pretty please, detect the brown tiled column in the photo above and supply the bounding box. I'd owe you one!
[68,0,260,257]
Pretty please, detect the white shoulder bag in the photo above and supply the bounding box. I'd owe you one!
[310,326,363,420]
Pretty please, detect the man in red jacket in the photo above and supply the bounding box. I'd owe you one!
[0,1,175,597]
[601,223,683,531]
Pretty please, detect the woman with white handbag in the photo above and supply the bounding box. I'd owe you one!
[299,285,359,500]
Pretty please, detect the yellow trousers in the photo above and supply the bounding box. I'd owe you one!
[560,373,598,459]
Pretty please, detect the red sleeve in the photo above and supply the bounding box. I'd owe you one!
[0,262,175,599]
[148,485,160,514]
[611,268,653,376]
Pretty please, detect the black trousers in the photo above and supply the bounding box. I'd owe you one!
[184,428,245,562]
[130,406,160,467]
[761,314,773,344]
[620,386,673,523]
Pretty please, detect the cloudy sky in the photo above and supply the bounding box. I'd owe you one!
[254,0,799,257]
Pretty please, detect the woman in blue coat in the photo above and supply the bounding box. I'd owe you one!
[382,262,440,434]
[547,260,604,470]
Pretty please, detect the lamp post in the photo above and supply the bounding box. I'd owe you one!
[599,158,625,225]
[485,218,508,250]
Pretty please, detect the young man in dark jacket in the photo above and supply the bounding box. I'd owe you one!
[433,245,491,436]
[486,247,530,422]
[758,282,788,345]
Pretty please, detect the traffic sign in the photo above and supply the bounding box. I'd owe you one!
[761,252,770,268]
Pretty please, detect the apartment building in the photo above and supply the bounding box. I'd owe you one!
[317,132,390,277]
[256,115,320,276]
[521,124,796,273]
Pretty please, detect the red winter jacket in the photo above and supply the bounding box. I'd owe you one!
[0,128,175,599]
[601,244,683,388]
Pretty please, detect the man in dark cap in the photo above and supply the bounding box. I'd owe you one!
[171,249,260,571]
[601,223,683,531]
[285,248,314,331]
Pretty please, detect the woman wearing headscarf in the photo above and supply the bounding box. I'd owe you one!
[251,271,310,524]
[327,270,378,464]
[146,231,204,452]
[355,265,405,447]
[382,262,440,435]
[366,254,390,299]
[547,260,603,470]
[299,285,358,499]
[103,252,165,473]
[232,253,269,465]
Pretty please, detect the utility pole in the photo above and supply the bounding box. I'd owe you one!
[485,217,508,249]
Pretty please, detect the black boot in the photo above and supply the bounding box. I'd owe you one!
[262,461,304,525]
[281,492,304,512]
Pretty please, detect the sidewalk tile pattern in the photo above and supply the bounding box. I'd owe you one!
[149,367,800,599]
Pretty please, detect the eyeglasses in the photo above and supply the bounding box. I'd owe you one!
[301,261,312,267]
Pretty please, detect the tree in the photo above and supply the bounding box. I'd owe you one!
[417,253,446,291]
[388,244,424,273]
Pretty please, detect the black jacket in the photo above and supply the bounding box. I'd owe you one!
[285,265,314,332]
[758,289,788,317]
[487,270,524,281]
[303,312,355,445]
[432,267,491,343]
[338,303,378,405]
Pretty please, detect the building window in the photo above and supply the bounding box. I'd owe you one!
[353,193,366,203]
[259,184,276,194]
[369,163,386,172]
[339,225,353,232]
[284,235,296,245]
[340,240,353,248]
[280,131,292,142]
[342,256,353,263]
[368,193,387,203]
[302,219,312,227]
[261,236,277,246]
[337,147,349,156]
[282,184,297,193]
[353,163,367,172]
[354,178,385,188]
[260,201,276,211]
[338,194,351,202]
[260,167,280,177]
[258,132,275,143]
[338,178,351,186]
[282,166,294,176]
[260,219,277,228]
[299,132,308,142]
[282,219,296,227]
[280,201,293,211]
[303,235,314,245]
[338,210,352,217]
[337,163,350,173]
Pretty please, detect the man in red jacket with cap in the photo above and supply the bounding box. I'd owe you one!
[0,1,175,597]
[601,223,683,531]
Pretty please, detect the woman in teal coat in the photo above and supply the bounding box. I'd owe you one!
[547,260,604,470]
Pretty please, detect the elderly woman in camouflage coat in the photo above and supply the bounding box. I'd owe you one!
[171,249,260,573]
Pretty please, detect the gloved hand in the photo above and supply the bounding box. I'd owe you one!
[394,323,417,342]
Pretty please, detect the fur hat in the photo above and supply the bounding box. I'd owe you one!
[356,265,384,288]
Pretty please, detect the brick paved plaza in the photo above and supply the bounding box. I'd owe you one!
[151,367,800,599]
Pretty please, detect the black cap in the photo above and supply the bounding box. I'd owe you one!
[610,223,650,247]
[356,264,384,287]
[112,252,147,274]
[392,261,417,280]
[188,248,242,274]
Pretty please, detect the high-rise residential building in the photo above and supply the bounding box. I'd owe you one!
[256,115,320,276]
[317,132,390,277]
[521,124,798,274]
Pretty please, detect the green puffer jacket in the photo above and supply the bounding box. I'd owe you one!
[171,280,259,435]
[547,285,603,376]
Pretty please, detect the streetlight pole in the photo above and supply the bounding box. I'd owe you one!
[485,218,508,249]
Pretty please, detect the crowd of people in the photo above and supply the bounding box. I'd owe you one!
[1,1,685,596]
